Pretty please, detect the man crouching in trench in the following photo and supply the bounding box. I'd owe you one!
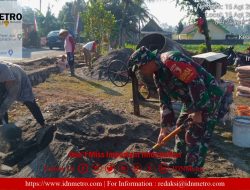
[128,46,223,177]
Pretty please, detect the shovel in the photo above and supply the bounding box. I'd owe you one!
[130,118,192,168]
[149,118,192,152]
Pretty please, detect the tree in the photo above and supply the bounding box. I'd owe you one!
[58,2,75,31]
[219,16,245,35]
[104,0,153,47]
[36,6,60,36]
[82,0,116,52]
[148,0,220,52]
[57,1,86,41]
[22,7,35,25]
[161,23,175,33]
[176,0,221,52]
[22,7,41,47]
[176,20,184,34]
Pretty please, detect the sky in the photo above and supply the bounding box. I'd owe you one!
[17,0,249,27]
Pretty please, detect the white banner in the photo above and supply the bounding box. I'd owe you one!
[0,0,22,59]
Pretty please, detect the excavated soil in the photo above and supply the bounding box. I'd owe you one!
[82,48,134,80]
[0,77,249,178]
[0,51,249,178]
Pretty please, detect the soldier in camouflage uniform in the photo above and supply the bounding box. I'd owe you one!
[128,46,223,177]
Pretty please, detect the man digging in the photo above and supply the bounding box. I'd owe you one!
[128,46,223,177]
[0,62,45,127]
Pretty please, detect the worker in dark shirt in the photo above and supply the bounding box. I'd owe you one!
[0,62,45,127]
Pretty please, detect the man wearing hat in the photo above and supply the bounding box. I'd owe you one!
[128,46,223,177]
[0,62,45,127]
[59,29,75,76]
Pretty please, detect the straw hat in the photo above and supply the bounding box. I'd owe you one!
[59,29,68,36]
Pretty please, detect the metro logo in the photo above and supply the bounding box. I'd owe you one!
[0,13,22,28]
[0,13,22,20]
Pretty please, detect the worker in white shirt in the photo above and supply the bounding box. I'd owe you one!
[82,40,99,70]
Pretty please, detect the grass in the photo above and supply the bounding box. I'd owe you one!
[34,74,134,113]
[36,70,250,113]
[8,66,249,123]
[178,42,250,108]
[124,43,137,50]
[7,73,134,123]
[183,43,250,54]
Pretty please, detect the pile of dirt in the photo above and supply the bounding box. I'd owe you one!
[0,102,161,177]
[82,48,134,80]
[0,102,249,178]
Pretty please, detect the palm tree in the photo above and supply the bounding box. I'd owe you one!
[104,0,153,47]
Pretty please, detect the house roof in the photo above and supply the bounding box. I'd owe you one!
[141,19,164,32]
[180,20,230,34]
[180,24,196,34]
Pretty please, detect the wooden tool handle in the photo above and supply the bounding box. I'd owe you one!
[148,118,192,152]
[150,126,182,152]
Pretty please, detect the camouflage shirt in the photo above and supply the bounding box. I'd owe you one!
[154,51,223,128]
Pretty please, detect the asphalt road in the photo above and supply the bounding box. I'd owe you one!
[1,47,65,63]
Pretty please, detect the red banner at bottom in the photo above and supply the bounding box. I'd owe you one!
[0,178,249,190]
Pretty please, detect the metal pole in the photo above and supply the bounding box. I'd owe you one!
[40,0,41,12]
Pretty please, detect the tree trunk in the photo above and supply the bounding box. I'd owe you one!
[199,12,212,52]
[119,22,123,48]
[184,0,212,52]
[119,1,129,48]
[202,17,212,52]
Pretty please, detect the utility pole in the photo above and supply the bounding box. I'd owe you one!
[40,0,41,12]
[138,18,141,42]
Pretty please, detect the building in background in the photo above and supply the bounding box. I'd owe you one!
[141,19,172,39]
[174,20,229,40]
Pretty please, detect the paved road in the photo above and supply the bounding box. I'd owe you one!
[1,47,65,63]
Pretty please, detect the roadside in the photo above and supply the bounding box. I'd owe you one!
[5,67,249,178]
[1,47,64,63]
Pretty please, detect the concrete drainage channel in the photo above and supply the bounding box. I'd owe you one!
[0,57,86,176]
[22,56,86,86]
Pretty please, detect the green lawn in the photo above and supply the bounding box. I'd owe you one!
[178,42,250,107]
[183,43,250,54]
[125,42,250,55]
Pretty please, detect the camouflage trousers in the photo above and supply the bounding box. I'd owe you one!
[174,102,221,172]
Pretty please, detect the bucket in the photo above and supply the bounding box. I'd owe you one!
[232,116,250,148]
[136,33,191,56]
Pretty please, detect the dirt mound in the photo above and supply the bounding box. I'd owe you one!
[0,102,162,177]
[0,102,249,178]
[82,48,134,80]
